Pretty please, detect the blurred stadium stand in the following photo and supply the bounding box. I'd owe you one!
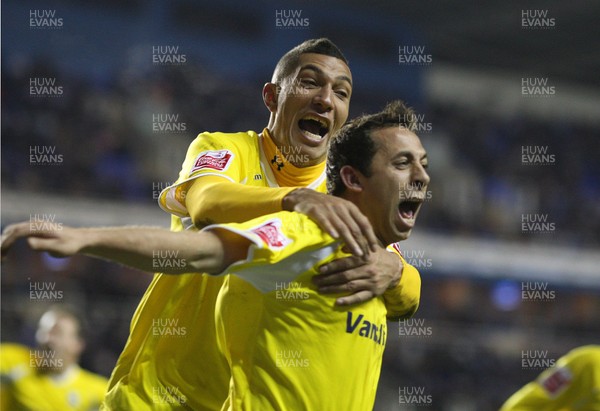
[2,1,599,410]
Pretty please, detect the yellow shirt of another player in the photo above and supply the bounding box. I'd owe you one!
[103,130,326,411]
[206,211,420,411]
[500,345,600,411]
[0,343,107,411]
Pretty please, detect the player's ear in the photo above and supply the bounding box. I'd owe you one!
[263,83,279,113]
[339,165,364,193]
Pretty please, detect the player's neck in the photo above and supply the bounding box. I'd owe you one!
[261,128,324,187]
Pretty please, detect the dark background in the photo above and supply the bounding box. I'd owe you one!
[2,1,599,409]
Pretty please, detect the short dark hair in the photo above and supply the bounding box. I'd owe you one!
[272,38,348,84]
[326,100,417,196]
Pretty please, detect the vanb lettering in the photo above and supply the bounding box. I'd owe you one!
[346,311,386,345]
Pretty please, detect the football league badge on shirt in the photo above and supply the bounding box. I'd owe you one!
[251,219,292,250]
[190,149,234,174]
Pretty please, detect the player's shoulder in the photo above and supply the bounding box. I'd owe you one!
[0,343,31,362]
[560,345,600,368]
[0,343,31,381]
[250,211,324,237]
[208,211,332,253]
[191,130,260,153]
[244,211,331,250]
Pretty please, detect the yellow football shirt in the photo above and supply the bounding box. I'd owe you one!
[104,130,326,411]
[500,345,600,411]
[0,343,108,411]
[104,129,421,410]
[207,211,417,410]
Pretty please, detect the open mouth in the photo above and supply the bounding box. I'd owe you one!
[398,198,422,221]
[298,115,329,140]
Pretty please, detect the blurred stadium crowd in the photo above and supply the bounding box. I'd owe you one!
[2,56,599,410]
[3,59,599,246]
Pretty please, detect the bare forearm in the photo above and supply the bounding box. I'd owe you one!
[79,227,226,274]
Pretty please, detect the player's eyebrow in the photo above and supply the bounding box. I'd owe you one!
[298,64,353,87]
[391,151,428,161]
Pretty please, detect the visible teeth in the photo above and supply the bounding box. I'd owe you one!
[303,115,327,129]
[303,130,322,139]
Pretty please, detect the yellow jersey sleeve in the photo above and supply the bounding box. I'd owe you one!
[205,211,336,277]
[184,176,297,227]
[500,345,600,411]
[159,131,258,217]
[382,243,422,320]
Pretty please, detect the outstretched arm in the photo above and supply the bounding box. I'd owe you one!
[1,222,250,275]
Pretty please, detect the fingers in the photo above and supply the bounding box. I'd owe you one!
[27,237,51,251]
[316,278,371,294]
[315,265,377,305]
[308,207,365,257]
[350,208,379,253]
[314,258,375,297]
[317,255,365,277]
[330,201,379,256]
[2,221,66,259]
[330,207,369,257]
[311,214,339,240]
[289,191,377,257]
[313,271,361,289]
[313,247,400,305]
